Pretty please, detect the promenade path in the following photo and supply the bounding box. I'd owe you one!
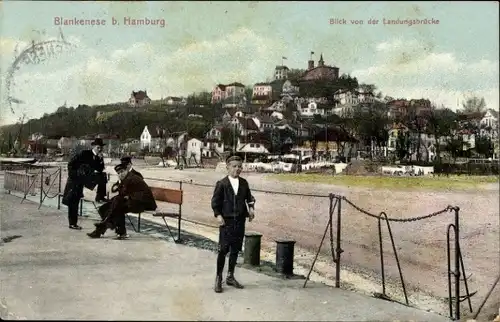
[0,190,449,321]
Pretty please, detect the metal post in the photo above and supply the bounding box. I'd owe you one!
[378,217,386,296]
[177,181,182,242]
[57,166,62,210]
[454,207,461,320]
[244,233,262,266]
[39,167,44,206]
[335,196,342,288]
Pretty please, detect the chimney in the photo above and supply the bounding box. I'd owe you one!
[308,60,314,70]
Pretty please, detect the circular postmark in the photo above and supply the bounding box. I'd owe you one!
[4,28,76,117]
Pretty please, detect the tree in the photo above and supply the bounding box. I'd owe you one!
[220,126,238,151]
[244,86,253,102]
[287,69,306,81]
[461,95,487,114]
[395,130,411,161]
[427,106,458,163]
[446,137,470,163]
[475,135,494,158]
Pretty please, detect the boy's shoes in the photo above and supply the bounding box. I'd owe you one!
[115,234,129,240]
[214,275,223,293]
[69,224,82,230]
[226,275,244,289]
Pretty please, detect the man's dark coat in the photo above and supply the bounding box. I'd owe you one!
[62,150,105,206]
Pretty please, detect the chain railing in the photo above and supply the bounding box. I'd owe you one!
[3,163,63,209]
[301,193,476,320]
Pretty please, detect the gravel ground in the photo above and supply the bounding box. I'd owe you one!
[31,162,500,318]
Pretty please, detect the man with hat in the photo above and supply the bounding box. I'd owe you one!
[211,154,256,293]
[62,137,109,230]
[120,156,143,178]
[87,162,157,239]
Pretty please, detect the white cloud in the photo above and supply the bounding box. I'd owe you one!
[352,38,499,111]
[1,28,285,123]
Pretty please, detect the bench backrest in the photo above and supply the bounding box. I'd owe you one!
[150,187,183,205]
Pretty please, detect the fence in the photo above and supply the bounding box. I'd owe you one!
[3,164,63,209]
[2,166,481,320]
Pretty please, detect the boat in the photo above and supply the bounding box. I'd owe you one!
[0,157,37,164]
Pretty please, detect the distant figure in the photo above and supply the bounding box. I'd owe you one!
[61,138,108,230]
[87,163,156,239]
[211,155,256,293]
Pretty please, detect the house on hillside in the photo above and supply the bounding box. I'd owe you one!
[480,109,499,139]
[237,142,270,155]
[229,117,260,136]
[164,96,187,106]
[301,54,339,82]
[203,139,224,158]
[129,90,151,107]
[212,82,245,104]
[29,132,44,141]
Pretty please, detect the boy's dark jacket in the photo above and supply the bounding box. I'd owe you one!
[211,176,255,219]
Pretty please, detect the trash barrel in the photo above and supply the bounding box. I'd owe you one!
[275,240,296,276]
[244,233,262,266]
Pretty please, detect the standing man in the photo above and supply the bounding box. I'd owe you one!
[211,155,256,293]
[87,163,157,239]
[61,138,108,230]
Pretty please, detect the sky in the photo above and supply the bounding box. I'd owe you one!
[0,1,498,125]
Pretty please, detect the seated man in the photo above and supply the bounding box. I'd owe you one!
[87,163,157,239]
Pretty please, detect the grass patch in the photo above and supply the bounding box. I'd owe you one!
[269,173,499,190]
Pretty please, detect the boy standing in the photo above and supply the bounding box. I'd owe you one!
[211,155,256,293]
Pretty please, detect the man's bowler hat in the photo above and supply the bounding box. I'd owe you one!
[91,138,106,146]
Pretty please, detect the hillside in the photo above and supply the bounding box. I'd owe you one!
[0,100,221,144]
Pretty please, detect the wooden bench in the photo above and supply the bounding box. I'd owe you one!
[127,183,183,243]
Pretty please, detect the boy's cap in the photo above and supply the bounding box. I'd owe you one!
[226,155,242,163]
[120,156,132,165]
[114,163,127,172]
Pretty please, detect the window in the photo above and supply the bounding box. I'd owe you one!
[250,144,255,147]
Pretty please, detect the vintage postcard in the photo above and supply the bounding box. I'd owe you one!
[0,1,498,321]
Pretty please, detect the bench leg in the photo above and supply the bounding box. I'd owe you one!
[137,213,141,232]
[177,215,181,243]
[126,214,138,233]
[161,217,178,242]
[57,194,61,210]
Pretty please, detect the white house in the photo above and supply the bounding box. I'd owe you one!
[203,140,225,158]
[252,82,272,98]
[229,117,260,136]
[480,109,499,139]
[298,101,326,117]
[237,142,269,154]
[206,126,223,140]
[140,126,152,150]
[165,96,187,106]
[29,132,44,141]
[186,138,203,163]
[140,126,162,151]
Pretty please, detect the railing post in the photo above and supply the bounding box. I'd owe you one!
[454,207,461,320]
[335,195,342,288]
[39,167,44,206]
[244,232,262,266]
[57,167,62,210]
